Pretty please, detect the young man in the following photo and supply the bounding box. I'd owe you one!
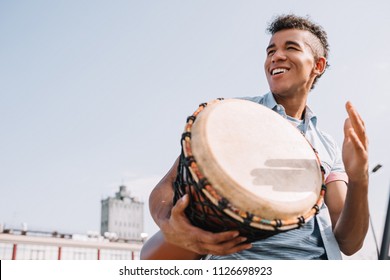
[142,14,369,260]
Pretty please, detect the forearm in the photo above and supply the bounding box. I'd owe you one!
[334,178,369,255]
[149,158,179,227]
[335,101,370,255]
[149,185,173,227]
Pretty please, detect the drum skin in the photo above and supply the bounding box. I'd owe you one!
[190,99,322,220]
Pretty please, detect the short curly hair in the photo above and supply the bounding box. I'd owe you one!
[266,14,330,89]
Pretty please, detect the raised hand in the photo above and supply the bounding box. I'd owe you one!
[342,101,369,184]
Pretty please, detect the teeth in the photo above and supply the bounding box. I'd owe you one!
[272,68,288,75]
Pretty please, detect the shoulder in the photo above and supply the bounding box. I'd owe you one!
[236,96,264,103]
[306,109,339,153]
[316,129,340,151]
[309,124,347,183]
[233,93,270,105]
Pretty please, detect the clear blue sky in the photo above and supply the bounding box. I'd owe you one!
[1,0,389,259]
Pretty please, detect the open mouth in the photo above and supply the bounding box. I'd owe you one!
[271,68,289,76]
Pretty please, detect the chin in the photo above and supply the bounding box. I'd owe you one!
[270,87,287,96]
[268,82,285,94]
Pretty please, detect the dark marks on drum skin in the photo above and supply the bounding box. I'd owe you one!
[250,159,317,192]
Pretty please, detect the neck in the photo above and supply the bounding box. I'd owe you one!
[272,93,307,120]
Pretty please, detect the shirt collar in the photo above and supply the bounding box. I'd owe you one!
[304,105,317,127]
[263,92,318,128]
[263,92,317,126]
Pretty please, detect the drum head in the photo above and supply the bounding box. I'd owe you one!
[190,99,322,220]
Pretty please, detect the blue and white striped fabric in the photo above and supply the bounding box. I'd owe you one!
[209,218,326,260]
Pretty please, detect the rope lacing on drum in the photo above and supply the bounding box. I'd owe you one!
[242,213,254,226]
[181,132,191,141]
[184,155,195,166]
[186,115,196,123]
[298,216,305,226]
[198,178,210,189]
[313,204,320,215]
[274,219,283,228]
[217,198,229,210]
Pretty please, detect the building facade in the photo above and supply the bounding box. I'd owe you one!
[100,185,144,241]
[0,230,142,260]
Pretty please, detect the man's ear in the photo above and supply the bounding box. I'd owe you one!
[314,57,327,75]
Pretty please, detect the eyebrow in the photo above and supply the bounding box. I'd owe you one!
[266,43,275,52]
[266,40,302,52]
[285,40,302,48]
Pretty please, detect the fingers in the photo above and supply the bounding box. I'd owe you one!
[345,101,368,150]
[343,118,351,139]
[212,230,241,243]
[176,194,190,210]
[172,196,241,238]
[345,127,366,153]
[194,228,252,254]
[171,194,190,218]
[191,231,252,255]
[345,101,364,128]
[198,228,239,243]
[203,236,252,256]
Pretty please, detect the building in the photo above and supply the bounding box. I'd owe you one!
[0,228,143,260]
[0,185,146,260]
[100,185,144,241]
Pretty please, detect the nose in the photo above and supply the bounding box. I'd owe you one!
[271,49,287,63]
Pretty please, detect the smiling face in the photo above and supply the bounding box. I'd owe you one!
[264,29,326,98]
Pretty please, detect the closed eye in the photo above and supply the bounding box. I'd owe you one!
[285,41,302,51]
[267,50,275,56]
[266,43,276,56]
[287,46,299,51]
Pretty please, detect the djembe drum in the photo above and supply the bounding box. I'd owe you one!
[173,98,326,242]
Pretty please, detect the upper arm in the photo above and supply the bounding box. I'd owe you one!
[319,131,348,229]
[324,180,347,229]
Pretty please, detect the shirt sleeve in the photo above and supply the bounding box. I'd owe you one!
[325,142,348,185]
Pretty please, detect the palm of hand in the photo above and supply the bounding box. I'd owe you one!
[342,102,369,183]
